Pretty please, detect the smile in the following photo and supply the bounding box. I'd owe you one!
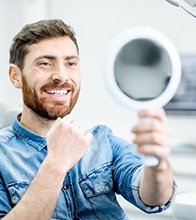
[46,89,69,96]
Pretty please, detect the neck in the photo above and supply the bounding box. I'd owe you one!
[20,106,55,137]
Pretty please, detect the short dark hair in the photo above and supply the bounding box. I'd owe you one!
[9,19,79,70]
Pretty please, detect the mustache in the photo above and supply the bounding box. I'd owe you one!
[41,80,73,90]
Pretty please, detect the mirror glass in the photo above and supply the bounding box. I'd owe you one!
[114,39,172,101]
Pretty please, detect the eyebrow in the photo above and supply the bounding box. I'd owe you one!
[33,55,80,63]
[65,55,80,61]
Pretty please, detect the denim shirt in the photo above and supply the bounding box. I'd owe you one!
[0,116,176,219]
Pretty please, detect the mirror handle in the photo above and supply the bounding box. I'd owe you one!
[139,117,159,167]
[142,155,159,167]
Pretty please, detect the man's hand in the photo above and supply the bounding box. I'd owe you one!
[46,114,92,173]
[132,107,170,165]
[132,108,174,206]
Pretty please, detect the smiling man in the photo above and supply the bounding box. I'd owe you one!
[0,19,176,219]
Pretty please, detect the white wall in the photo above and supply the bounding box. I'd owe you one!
[1,0,196,145]
[0,0,23,107]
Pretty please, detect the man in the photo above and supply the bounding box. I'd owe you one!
[0,19,176,219]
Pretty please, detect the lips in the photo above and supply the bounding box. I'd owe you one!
[43,88,72,102]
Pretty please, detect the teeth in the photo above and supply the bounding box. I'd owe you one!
[47,90,68,95]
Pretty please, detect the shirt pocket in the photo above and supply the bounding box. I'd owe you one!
[7,181,29,205]
[79,163,113,197]
[79,163,126,219]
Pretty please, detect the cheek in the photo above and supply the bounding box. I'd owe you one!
[76,77,81,87]
[26,78,36,90]
[24,78,42,96]
[72,73,81,87]
[29,73,47,91]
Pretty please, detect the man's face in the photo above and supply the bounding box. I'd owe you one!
[21,36,80,119]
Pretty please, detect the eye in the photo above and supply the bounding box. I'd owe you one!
[40,61,51,66]
[69,61,77,66]
[66,59,79,68]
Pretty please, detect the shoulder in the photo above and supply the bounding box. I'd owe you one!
[0,125,15,143]
[89,124,113,136]
[89,124,131,148]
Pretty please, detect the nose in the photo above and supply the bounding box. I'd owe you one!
[51,63,69,83]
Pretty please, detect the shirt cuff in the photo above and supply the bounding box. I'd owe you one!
[131,165,178,213]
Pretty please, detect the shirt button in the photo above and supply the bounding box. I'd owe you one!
[12,196,17,203]
[63,184,69,190]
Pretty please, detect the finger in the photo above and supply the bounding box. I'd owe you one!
[138,108,167,123]
[52,115,75,130]
[68,120,88,135]
[85,132,93,144]
[133,132,169,147]
[46,117,62,137]
[61,114,75,123]
[136,144,170,159]
[132,119,169,134]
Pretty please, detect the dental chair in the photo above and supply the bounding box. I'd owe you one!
[0,102,21,129]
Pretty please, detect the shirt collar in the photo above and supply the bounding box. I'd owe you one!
[12,114,47,151]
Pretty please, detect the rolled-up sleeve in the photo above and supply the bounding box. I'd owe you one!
[131,165,178,213]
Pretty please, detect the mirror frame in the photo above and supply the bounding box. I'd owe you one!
[104,26,182,110]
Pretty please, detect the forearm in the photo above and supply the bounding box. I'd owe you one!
[3,156,67,220]
[139,160,174,206]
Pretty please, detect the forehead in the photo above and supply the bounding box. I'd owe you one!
[27,36,78,58]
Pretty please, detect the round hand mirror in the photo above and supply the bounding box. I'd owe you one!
[104,26,181,166]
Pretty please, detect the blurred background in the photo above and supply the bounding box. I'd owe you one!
[1,0,196,219]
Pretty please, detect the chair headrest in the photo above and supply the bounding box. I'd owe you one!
[0,102,21,129]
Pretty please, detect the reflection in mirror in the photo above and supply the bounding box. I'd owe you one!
[114,39,172,101]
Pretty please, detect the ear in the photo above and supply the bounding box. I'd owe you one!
[9,64,22,89]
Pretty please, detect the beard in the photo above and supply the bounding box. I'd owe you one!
[22,75,80,120]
